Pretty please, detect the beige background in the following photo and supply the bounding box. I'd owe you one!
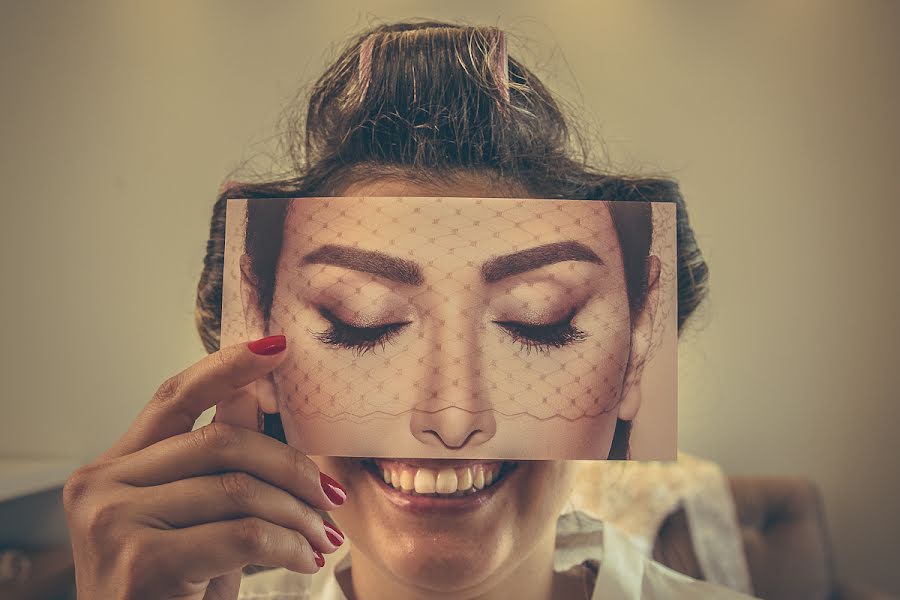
[0,1,897,594]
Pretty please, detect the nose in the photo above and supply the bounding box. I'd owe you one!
[410,404,497,449]
[409,307,496,450]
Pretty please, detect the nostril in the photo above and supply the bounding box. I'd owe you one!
[424,429,482,450]
[410,406,497,449]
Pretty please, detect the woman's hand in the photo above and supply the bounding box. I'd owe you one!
[63,336,347,600]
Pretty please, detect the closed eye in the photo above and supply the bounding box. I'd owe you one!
[493,308,588,354]
[311,307,411,356]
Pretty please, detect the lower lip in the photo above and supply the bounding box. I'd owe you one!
[361,460,518,515]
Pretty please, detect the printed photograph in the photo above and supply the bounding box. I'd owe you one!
[219,196,677,460]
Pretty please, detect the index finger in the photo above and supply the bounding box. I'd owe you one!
[102,335,288,459]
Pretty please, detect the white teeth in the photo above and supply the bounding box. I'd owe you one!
[473,465,485,490]
[414,469,436,494]
[435,468,458,494]
[457,467,473,491]
[374,461,510,496]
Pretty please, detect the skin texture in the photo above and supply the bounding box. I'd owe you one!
[237,177,659,599]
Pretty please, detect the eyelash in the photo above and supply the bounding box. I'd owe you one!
[493,309,588,354]
[313,307,587,355]
[311,308,410,356]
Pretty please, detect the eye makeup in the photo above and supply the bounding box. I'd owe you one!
[310,303,589,356]
[493,307,588,354]
[310,306,411,356]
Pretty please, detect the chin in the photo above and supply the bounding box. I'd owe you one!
[383,536,506,594]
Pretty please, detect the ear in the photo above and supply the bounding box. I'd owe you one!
[240,253,279,415]
[617,255,661,422]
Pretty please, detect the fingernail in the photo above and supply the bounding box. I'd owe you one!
[248,335,286,355]
[313,548,325,568]
[320,472,347,506]
[324,521,344,546]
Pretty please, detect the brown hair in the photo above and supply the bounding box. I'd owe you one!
[195,20,709,459]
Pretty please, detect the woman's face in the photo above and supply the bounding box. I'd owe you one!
[238,177,651,593]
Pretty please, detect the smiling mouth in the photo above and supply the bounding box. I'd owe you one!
[361,458,518,497]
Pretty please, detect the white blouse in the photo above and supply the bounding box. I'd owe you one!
[569,453,754,594]
[236,510,758,599]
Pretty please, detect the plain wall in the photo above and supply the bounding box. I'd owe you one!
[1,1,897,594]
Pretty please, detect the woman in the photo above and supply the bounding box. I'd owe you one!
[64,20,755,599]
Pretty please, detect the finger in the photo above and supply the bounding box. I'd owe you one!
[103,335,288,459]
[138,472,344,553]
[203,572,242,600]
[111,423,347,511]
[161,518,325,580]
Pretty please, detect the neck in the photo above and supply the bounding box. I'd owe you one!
[342,525,560,600]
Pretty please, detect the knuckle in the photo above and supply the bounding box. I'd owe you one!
[82,497,125,539]
[295,502,322,533]
[209,346,242,385]
[220,471,260,505]
[62,466,95,512]
[287,447,317,487]
[287,529,314,572]
[233,518,269,554]
[197,421,241,452]
[153,374,183,406]
[208,347,230,373]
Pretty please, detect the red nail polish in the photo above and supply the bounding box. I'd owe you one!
[320,472,347,506]
[313,548,325,568]
[324,521,344,546]
[248,335,286,355]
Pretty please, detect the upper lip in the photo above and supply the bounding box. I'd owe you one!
[370,458,510,469]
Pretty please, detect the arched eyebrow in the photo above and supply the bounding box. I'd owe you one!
[481,241,603,283]
[302,244,424,285]
[301,240,601,286]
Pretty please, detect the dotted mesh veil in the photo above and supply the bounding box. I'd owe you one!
[219,196,676,460]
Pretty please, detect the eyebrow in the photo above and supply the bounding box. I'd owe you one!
[301,240,602,286]
[302,244,424,285]
[481,241,603,283]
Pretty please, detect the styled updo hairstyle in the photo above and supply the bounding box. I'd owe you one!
[195,20,709,459]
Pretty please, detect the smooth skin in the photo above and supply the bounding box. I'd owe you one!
[63,338,344,600]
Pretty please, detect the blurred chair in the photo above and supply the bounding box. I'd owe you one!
[0,545,73,600]
[653,476,895,600]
